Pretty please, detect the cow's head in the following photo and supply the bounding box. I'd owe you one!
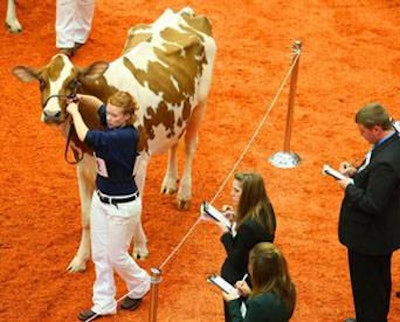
[12,54,109,124]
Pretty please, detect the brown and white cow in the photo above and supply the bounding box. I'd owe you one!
[13,7,216,272]
[5,0,22,33]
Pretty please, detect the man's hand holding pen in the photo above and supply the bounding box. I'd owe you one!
[338,161,356,190]
[339,161,357,177]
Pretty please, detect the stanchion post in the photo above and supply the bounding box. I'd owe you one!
[284,40,302,152]
[268,40,302,168]
[148,267,162,322]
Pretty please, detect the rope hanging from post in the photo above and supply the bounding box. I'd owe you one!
[268,40,302,168]
[284,40,302,153]
[157,43,302,272]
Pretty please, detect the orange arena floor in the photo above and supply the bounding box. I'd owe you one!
[1,1,400,321]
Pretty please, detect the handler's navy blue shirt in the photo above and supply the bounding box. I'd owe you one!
[84,105,139,196]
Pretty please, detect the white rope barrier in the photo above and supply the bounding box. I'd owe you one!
[158,47,301,271]
[210,51,301,204]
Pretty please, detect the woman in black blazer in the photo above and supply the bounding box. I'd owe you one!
[219,172,276,322]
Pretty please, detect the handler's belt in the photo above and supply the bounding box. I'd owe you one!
[96,190,139,206]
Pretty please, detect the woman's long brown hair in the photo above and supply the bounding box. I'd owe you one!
[249,242,296,317]
[235,172,274,236]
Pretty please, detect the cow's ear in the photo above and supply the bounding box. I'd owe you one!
[12,66,38,83]
[81,61,109,80]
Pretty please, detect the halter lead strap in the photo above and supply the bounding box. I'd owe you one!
[42,79,83,164]
[64,121,84,165]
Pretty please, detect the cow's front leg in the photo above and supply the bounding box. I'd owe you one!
[132,153,149,260]
[132,211,149,260]
[67,156,96,272]
[177,143,195,210]
[161,143,179,195]
[177,102,206,209]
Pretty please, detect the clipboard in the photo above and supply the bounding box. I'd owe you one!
[322,164,354,184]
[201,201,232,229]
[207,274,237,295]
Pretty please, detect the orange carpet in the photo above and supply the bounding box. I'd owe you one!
[1,1,400,321]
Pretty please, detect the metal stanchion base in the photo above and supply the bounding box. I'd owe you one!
[268,151,301,168]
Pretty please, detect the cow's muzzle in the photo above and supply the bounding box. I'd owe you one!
[42,111,64,124]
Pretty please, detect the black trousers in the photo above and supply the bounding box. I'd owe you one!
[348,250,392,322]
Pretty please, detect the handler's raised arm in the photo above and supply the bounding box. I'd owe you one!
[66,102,89,142]
[76,94,103,109]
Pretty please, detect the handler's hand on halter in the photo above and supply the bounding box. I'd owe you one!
[66,101,79,117]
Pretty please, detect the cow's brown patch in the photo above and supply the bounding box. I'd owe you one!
[137,125,149,152]
[143,102,176,140]
[123,24,153,54]
[182,98,191,121]
[79,75,118,104]
[182,13,212,37]
[122,27,206,106]
[48,56,65,82]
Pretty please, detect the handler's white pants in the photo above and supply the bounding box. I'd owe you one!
[90,193,150,315]
[55,0,95,48]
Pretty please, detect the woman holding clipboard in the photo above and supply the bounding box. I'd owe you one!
[223,242,296,321]
[218,172,277,322]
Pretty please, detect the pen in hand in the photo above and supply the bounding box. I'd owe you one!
[235,273,250,297]
[235,273,248,289]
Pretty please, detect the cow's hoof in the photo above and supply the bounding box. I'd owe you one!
[6,22,22,34]
[161,186,177,195]
[132,249,149,261]
[177,199,191,210]
[66,258,87,273]
[161,178,178,195]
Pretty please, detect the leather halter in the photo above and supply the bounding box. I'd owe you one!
[42,79,81,110]
[42,80,85,164]
[63,119,85,165]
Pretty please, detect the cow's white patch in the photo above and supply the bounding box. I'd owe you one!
[170,76,180,92]
[126,43,168,72]
[44,58,75,116]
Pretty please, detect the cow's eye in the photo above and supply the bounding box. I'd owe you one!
[39,79,46,91]
[69,79,79,90]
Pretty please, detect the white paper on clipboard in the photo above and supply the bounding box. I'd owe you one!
[322,164,354,184]
[201,201,232,229]
[207,274,238,295]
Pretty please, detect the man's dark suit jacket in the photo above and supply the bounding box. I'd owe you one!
[339,133,400,255]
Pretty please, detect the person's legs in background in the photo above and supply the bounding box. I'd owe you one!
[348,250,391,322]
[56,0,94,56]
[56,0,76,51]
[73,0,94,48]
